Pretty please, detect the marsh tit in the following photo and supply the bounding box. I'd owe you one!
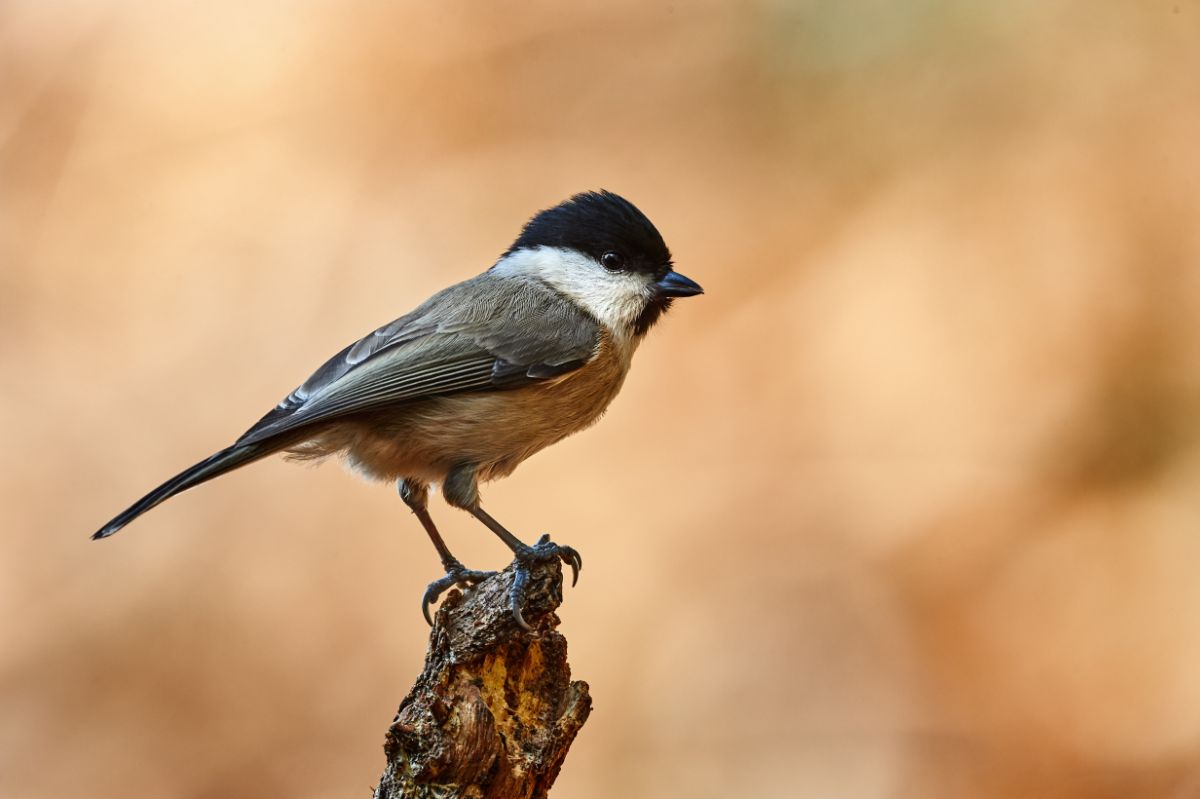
[92,190,703,628]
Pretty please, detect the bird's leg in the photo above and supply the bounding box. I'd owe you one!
[399,479,495,625]
[443,466,582,631]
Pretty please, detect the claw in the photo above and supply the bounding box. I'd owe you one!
[509,565,532,631]
[506,536,584,630]
[558,545,582,586]
[421,562,497,626]
[422,575,455,626]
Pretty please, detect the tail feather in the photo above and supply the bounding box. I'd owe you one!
[92,443,271,540]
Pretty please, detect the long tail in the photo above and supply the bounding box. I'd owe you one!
[92,442,274,540]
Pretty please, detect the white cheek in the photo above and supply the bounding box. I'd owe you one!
[492,247,652,337]
[566,271,652,334]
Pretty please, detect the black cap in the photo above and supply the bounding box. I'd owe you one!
[506,190,673,278]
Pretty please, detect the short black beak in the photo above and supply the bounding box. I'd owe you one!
[656,270,704,298]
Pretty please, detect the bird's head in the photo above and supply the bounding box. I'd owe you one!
[493,190,702,337]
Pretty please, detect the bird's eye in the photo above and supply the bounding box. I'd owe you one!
[601,251,625,271]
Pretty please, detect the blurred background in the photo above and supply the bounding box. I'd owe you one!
[4,1,1200,797]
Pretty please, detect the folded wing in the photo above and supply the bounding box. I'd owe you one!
[236,274,600,447]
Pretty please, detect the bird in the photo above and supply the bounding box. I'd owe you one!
[92,190,703,628]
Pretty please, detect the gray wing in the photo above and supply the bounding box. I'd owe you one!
[235,273,600,446]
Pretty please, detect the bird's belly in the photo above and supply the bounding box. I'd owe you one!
[304,354,629,484]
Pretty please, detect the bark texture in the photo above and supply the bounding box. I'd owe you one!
[374,560,591,799]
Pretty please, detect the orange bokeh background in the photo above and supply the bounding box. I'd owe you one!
[4,2,1200,797]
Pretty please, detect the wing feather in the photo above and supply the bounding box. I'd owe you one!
[235,274,599,446]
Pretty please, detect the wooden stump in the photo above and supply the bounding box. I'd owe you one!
[374,560,591,799]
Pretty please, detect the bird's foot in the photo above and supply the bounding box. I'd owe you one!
[509,534,583,631]
[422,561,497,626]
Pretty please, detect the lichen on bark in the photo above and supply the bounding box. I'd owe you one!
[374,559,591,799]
